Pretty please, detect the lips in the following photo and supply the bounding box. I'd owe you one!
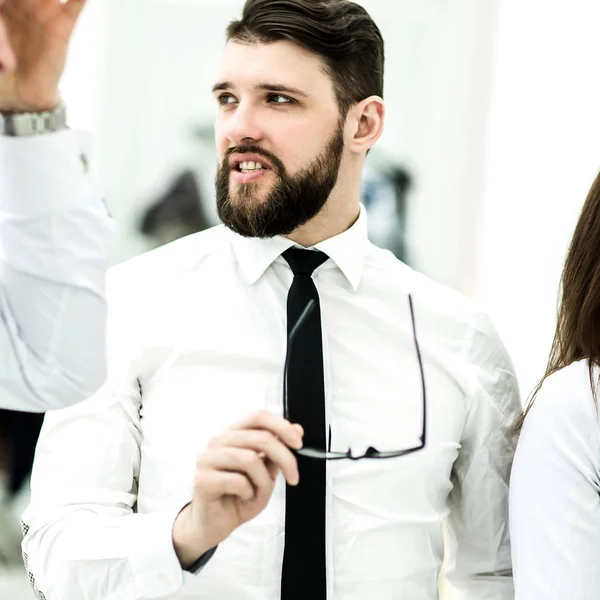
[231,169,270,184]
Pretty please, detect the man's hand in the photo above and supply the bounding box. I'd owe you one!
[0,0,87,112]
[172,411,304,568]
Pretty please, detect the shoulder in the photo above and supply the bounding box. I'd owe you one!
[524,360,600,435]
[366,245,520,415]
[107,225,229,292]
[515,360,600,486]
[366,243,494,341]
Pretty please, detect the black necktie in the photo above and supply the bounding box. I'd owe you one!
[281,247,329,600]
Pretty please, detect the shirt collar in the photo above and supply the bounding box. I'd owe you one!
[229,204,369,291]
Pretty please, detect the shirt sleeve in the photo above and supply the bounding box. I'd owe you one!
[444,311,521,599]
[0,130,114,412]
[20,266,201,600]
[509,362,600,599]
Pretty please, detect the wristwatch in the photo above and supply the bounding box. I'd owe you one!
[0,102,67,137]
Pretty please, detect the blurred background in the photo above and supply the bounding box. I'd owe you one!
[3,0,600,597]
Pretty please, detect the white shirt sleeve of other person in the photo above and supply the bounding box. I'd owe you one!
[510,358,600,599]
[0,130,114,411]
[19,130,522,600]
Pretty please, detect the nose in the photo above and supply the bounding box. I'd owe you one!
[219,102,264,147]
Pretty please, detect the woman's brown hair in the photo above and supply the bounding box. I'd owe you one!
[517,171,600,430]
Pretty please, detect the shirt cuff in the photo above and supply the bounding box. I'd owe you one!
[186,546,218,574]
[124,502,189,599]
[0,129,104,216]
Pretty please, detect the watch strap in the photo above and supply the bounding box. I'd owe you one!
[0,103,67,137]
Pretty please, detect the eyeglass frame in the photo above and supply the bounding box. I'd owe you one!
[282,293,427,460]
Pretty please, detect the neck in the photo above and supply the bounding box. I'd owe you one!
[286,163,362,247]
[286,199,360,247]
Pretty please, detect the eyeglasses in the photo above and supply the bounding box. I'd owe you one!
[283,294,426,460]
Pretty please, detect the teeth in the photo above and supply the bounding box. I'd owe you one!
[239,161,266,172]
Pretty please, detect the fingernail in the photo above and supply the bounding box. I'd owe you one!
[294,424,304,436]
[291,474,299,486]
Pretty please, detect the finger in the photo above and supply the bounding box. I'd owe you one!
[199,447,277,494]
[256,451,281,482]
[60,0,86,19]
[249,451,280,480]
[208,429,299,485]
[263,457,281,482]
[199,470,255,503]
[230,410,304,449]
[3,0,37,12]
[0,17,15,72]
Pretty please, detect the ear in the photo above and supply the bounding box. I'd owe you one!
[348,96,385,154]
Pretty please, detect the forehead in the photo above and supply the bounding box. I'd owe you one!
[216,40,335,99]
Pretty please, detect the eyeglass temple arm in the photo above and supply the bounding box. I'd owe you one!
[408,294,426,447]
[283,299,316,418]
[283,297,426,449]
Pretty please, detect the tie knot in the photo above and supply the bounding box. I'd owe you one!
[282,247,329,276]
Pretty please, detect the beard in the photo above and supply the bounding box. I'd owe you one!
[215,121,345,238]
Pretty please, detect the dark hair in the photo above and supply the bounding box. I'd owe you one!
[226,0,385,118]
[517,171,600,431]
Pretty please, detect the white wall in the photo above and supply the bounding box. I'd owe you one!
[475,0,600,399]
[400,0,500,293]
[58,0,103,133]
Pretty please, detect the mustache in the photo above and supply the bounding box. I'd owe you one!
[223,145,285,174]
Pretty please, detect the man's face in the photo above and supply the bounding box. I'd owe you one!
[213,40,346,238]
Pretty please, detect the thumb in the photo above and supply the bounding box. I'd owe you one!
[0,18,15,73]
[61,0,87,20]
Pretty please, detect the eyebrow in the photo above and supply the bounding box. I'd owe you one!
[211,82,309,98]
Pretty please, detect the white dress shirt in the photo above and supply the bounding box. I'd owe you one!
[0,131,114,412]
[510,358,600,599]
[21,132,520,600]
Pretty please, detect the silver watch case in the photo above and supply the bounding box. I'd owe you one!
[0,103,67,137]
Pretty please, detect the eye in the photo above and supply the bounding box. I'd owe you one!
[217,93,237,106]
[268,94,294,105]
